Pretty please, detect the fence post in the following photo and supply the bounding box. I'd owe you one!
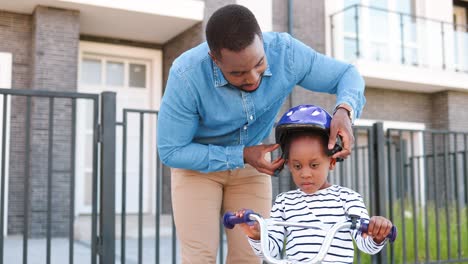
[372,122,388,263]
[354,5,360,59]
[100,92,116,264]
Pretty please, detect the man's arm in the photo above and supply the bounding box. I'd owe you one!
[157,68,244,172]
[290,36,365,119]
[289,35,366,158]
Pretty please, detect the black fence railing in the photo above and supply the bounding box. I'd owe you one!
[0,88,100,264]
[330,4,468,73]
[327,125,468,264]
[1,89,467,264]
[385,129,468,264]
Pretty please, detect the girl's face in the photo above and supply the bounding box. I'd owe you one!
[287,135,336,194]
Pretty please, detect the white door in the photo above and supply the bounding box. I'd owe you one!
[77,42,162,215]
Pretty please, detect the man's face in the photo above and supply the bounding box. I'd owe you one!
[211,34,267,92]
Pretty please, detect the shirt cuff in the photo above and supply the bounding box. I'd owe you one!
[247,237,262,253]
[335,101,356,122]
[226,145,245,170]
[370,237,387,247]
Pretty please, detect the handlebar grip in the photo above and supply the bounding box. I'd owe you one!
[223,209,255,229]
[359,219,397,243]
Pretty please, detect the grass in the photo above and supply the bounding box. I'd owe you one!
[354,202,468,263]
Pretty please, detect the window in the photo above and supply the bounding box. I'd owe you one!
[106,61,124,86]
[80,55,148,89]
[453,3,468,72]
[129,63,146,88]
[342,0,418,65]
[81,58,102,85]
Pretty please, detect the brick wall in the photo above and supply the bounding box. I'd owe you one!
[29,6,79,237]
[4,6,80,237]
[362,87,433,124]
[0,10,33,235]
[447,91,468,132]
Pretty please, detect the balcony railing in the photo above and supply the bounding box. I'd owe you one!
[330,4,468,73]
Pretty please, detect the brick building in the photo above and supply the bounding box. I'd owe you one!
[0,0,467,239]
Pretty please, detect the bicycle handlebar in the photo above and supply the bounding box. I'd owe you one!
[223,209,255,229]
[359,219,397,242]
[223,210,396,243]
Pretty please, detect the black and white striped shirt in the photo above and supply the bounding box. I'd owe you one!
[248,185,386,263]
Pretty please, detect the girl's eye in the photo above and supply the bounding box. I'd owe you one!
[293,164,302,170]
[310,163,319,168]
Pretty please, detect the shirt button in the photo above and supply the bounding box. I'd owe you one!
[243,125,247,130]
[249,115,253,120]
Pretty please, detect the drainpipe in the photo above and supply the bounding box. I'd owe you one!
[286,0,294,190]
[287,0,293,109]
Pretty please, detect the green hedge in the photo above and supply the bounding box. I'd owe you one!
[355,203,468,263]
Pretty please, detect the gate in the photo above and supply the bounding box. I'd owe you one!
[0,88,101,264]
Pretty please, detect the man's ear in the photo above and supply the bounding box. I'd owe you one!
[329,158,337,170]
[208,51,220,66]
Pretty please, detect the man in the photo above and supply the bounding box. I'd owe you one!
[157,4,365,264]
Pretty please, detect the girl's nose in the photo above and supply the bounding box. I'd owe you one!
[300,170,312,179]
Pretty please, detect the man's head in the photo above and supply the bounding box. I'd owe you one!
[206,4,267,92]
[286,132,336,194]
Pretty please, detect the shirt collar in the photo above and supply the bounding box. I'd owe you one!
[212,59,273,88]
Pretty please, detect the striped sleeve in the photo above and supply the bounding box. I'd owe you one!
[247,193,286,258]
[344,190,387,254]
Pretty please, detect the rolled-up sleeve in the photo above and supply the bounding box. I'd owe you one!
[290,35,366,120]
[157,68,245,172]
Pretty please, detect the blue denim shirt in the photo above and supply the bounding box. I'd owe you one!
[157,32,365,172]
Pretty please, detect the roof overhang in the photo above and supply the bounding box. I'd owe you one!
[0,0,205,44]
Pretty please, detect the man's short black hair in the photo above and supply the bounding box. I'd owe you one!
[206,4,262,59]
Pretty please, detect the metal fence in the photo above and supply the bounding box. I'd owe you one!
[0,88,101,264]
[385,129,468,264]
[328,125,468,264]
[1,89,467,264]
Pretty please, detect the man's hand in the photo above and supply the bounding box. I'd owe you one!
[329,108,354,159]
[243,144,285,175]
[362,216,393,244]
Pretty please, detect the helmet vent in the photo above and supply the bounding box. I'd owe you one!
[311,110,321,116]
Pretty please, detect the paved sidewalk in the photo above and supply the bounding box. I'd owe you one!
[3,236,228,264]
[3,214,229,264]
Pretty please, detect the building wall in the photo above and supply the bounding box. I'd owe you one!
[0,10,33,235]
[362,88,432,125]
[161,0,235,213]
[447,91,468,132]
[4,6,80,236]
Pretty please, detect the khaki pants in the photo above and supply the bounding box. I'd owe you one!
[171,165,272,264]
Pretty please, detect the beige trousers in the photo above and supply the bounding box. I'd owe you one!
[171,165,272,264]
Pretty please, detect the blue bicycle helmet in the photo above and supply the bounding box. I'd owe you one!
[275,104,343,161]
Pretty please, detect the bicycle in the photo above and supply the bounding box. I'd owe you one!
[223,209,397,264]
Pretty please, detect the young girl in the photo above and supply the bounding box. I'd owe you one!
[235,105,393,263]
